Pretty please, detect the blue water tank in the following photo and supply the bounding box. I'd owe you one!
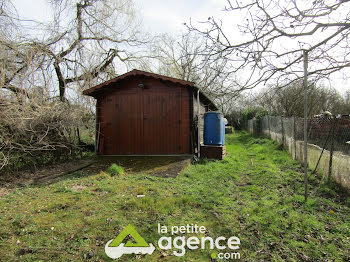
[221,118,225,146]
[203,112,225,146]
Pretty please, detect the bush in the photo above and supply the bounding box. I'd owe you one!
[107,164,124,176]
[0,98,93,173]
[242,106,268,121]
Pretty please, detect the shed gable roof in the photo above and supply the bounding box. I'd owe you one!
[82,69,217,110]
[83,69,194,96]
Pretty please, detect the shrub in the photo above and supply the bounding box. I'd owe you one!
[0,99,94,173]
[242,106,268,121]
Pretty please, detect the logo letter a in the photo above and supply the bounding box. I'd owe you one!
[108,224,150,247]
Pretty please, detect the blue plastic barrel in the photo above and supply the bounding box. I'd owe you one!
[203,112,225,145]
[221,119,225,146]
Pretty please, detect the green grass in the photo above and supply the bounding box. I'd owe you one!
[0,131,349,261]
[107,164,125,177]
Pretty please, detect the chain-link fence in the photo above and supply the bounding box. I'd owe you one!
[246,115,350,189]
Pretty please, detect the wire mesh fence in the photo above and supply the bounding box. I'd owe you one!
[248,115,350,155]
[246,115,350,189]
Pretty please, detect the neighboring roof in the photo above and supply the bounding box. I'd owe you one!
[83,69,217,110]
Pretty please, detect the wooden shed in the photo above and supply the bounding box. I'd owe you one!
[83,69,217,155]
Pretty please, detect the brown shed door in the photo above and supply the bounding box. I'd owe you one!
[142,86,181,154]
[99,83,188,155]
[113,87,143,154]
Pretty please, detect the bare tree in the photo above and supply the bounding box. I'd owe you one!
[187,0,350,89]
[255,82,348,117]
[0,0,147,172]
[187,0,350,200]
[0,0,31,98]
[140,33,242,112]
[1,0,147,102]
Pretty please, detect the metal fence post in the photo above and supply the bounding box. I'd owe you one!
[328,117,337,182]
[268,116,271,139]
[303,50,309,201]
[281,116,285,147]
[293,116,297,160]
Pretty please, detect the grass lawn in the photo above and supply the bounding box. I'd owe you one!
[0,132,349,261]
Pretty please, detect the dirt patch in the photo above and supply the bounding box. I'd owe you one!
[0,187,11,197]
[0,158,95,188]
[0,156,192,188]
[84,156,192,178]
[151,158,191,177]
[71,185,88,192]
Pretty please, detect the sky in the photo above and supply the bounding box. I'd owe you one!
[9,0,350,96]
[11,0,51,23]
[11,0,229,35]
[133,0,229,34]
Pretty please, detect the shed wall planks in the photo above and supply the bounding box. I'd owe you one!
[96,76,191,155]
